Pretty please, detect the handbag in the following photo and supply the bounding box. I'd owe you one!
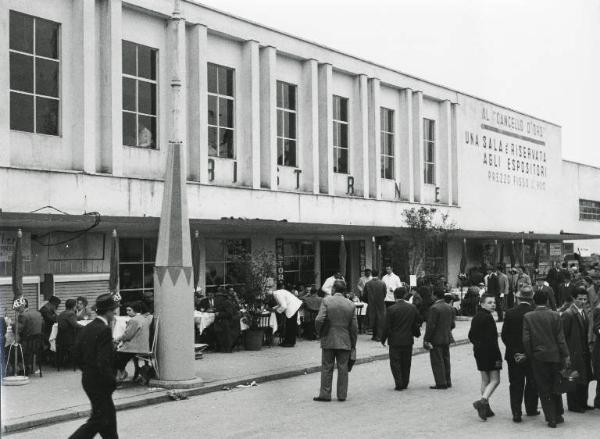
[557,368,579,394]
[348,348,357,372]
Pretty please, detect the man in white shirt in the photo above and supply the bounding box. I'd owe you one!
[382,265,402,307]
[270,283,303,347]
[356,268,373,301]
[321,272,344,296]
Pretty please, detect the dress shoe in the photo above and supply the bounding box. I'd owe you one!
[472,400,488,421]
[486,405,495,417]
[280,343,295,348]
[512,415,522,423]
[429,385,448,390]
[584,405,594,411]
[556,415,564,424]
[568,408,585,413]
[394,386,403,391]
[313,397,331,402]
[526,411,540,416]
[338,398,346,402]
[547,420,557,428]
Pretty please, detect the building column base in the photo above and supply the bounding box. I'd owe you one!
[149,376,204,390]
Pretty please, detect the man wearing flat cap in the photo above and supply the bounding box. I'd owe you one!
[69,293,120,439]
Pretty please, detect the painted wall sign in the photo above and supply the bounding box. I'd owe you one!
[0,231,32,262]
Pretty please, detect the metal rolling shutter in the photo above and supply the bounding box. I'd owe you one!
[54,280,108,313]
[0,283,40,319]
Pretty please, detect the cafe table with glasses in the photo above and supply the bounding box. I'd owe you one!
[49,315,130,352]
[193,309,278,335]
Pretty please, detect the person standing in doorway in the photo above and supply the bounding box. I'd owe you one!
[313,280,358,402]
[69,293,120,439]
[364,270,386,342]
[382,265,402,308]
[469,294,503,420]
[381,286,421,391]
[424,287,455,390]
[501,285,539,423]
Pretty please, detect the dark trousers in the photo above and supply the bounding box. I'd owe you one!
[531,360,563,423]
[389,346,413,389]
[429,344,451,387]
[507,358,538,416]
[495,295,504,321]
[319,349,351,400]
[283,312,298,346]
[594,341,600,407]
[567,383,589,411]
[114,352,135,372]
[70,375,118,439]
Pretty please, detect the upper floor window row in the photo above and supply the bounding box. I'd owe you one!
[579,199,600,222]
[380,107,395,180]
[9,11,60,136]
[208,63,235,159]
[333,95,349,174]
[423,118,436,185]
[277,81,297,167]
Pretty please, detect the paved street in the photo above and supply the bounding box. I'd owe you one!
[9,343,599,439]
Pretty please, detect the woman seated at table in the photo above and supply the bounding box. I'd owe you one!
[213,287,240,353]
[114,301,151,381]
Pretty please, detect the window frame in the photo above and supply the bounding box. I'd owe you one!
[9,10,61,136]
[423,118,436,185]
[122,40,159,149]
[579,199,600,222]
[282,240,315,287]
[332,95,349,174]
[205,239,250,292]
[207,63,236,159]
[276,80,298,168]
[380,107,395,180]
[118,237,157,301]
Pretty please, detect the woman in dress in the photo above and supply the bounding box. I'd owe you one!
[468,294,502,420]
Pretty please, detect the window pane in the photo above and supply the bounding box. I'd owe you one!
[35,18,59,59]
[137,45,156,80]
[286,85,296,110]
[284,139,296,167]
[208,126,218,156]
[207,63,218,94]
[137,115,156,148]
[123,112,137,146]
[219,128,234,158]
[120,264,143,290]
[207,95,217,125]
[381,156,394,180]
[284,112,296,139]
[339,123,348,147]
[122,41,137,76]
[219,97,233,128]
[123,77,136,111]
[277,138,284,166]
[138,81,156,115]
[219,67,234,97]
[339,98,348,121]
[36,97,59,135]
[143,238,157,262]
[276,82,283,108]
[10,52,33,92]
[35,58,59,97]
[205,239,223,262]
[120,238,143,262]
[384,133,394,155]
[334,148,348,174]
[205,264,224,288]
[277,110,283,137]
[333,96,340,120]
[333,122,340,147]
[143,264,154,288]
[427,142,435,162]
[10,92,34,132]
[10,12,33,53]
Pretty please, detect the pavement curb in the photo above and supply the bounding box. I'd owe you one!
[2,338,471,435]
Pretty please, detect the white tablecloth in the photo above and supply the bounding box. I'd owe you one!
[49,316,129,352]
[194,311,278,334]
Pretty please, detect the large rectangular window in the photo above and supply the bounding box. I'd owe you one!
[333,95,349,174]
[282,240,315,287]
[276,81,297,167]
[207,63,235,159]
[119,237,157,304]
[423,118,436,185]
[205,239,250,292]
[9,11,60,135]
[380,108,395,179]
[122,41,158,148]
[580,199,600,221]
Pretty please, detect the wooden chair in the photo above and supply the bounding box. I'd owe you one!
[135,316,159,384]
[355,304,364,334]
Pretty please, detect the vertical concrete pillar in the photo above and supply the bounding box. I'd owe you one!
[412,91,424,202]
[259,45,277,190]
[302,59,320,194]
[152,2,200,388]
[0,8,10,167]
[451,103,459,206]
[99,0,123,175]
[72,0,96,173]
[353,74,369,199]
[187,24,208,182]
[242,40,261,189]
[314,240,321,287]
[399,89,414,202]
[368,78,381,200]
[318,63,334,195]
[439,100,453,205]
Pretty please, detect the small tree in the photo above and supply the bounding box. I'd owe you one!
[234,248,276,306]
[398,206,455,276]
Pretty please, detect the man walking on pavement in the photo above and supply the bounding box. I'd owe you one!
[487,264,508,322]
[590,293,600,408]
[501,285,539,423]
[382,265,402,308]
[424,287,455,390]
[70,293,120,439]
[381,286,421,391]
[523,289,570,428]
[314,280,358,402]
[364,270,386,341]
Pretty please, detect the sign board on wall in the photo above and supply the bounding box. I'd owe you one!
[0,231,32,262]
[275,238,284,282]
[549,243,562,257]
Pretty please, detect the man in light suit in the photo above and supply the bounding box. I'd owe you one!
[424,287,455,389]
[381,286,421,390]
[314,280,358,402]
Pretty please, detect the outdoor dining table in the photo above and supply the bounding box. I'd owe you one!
[193,310,278,335]
[49,315,129,352]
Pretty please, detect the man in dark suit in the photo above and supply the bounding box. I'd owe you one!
[16,298,44,375]
[314,280,358,402]
[381,286,421,390]
[364,270,386,342]
[57,299,82,366]
[501,285,539,422]
[556,273,574,309]
[39,296,61,355]
[523,289,570,428]
[590,299,600,408]
[424,287,455,389]
[533,277,557,311]
[561,287,593,412]
[69,293,120,439]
